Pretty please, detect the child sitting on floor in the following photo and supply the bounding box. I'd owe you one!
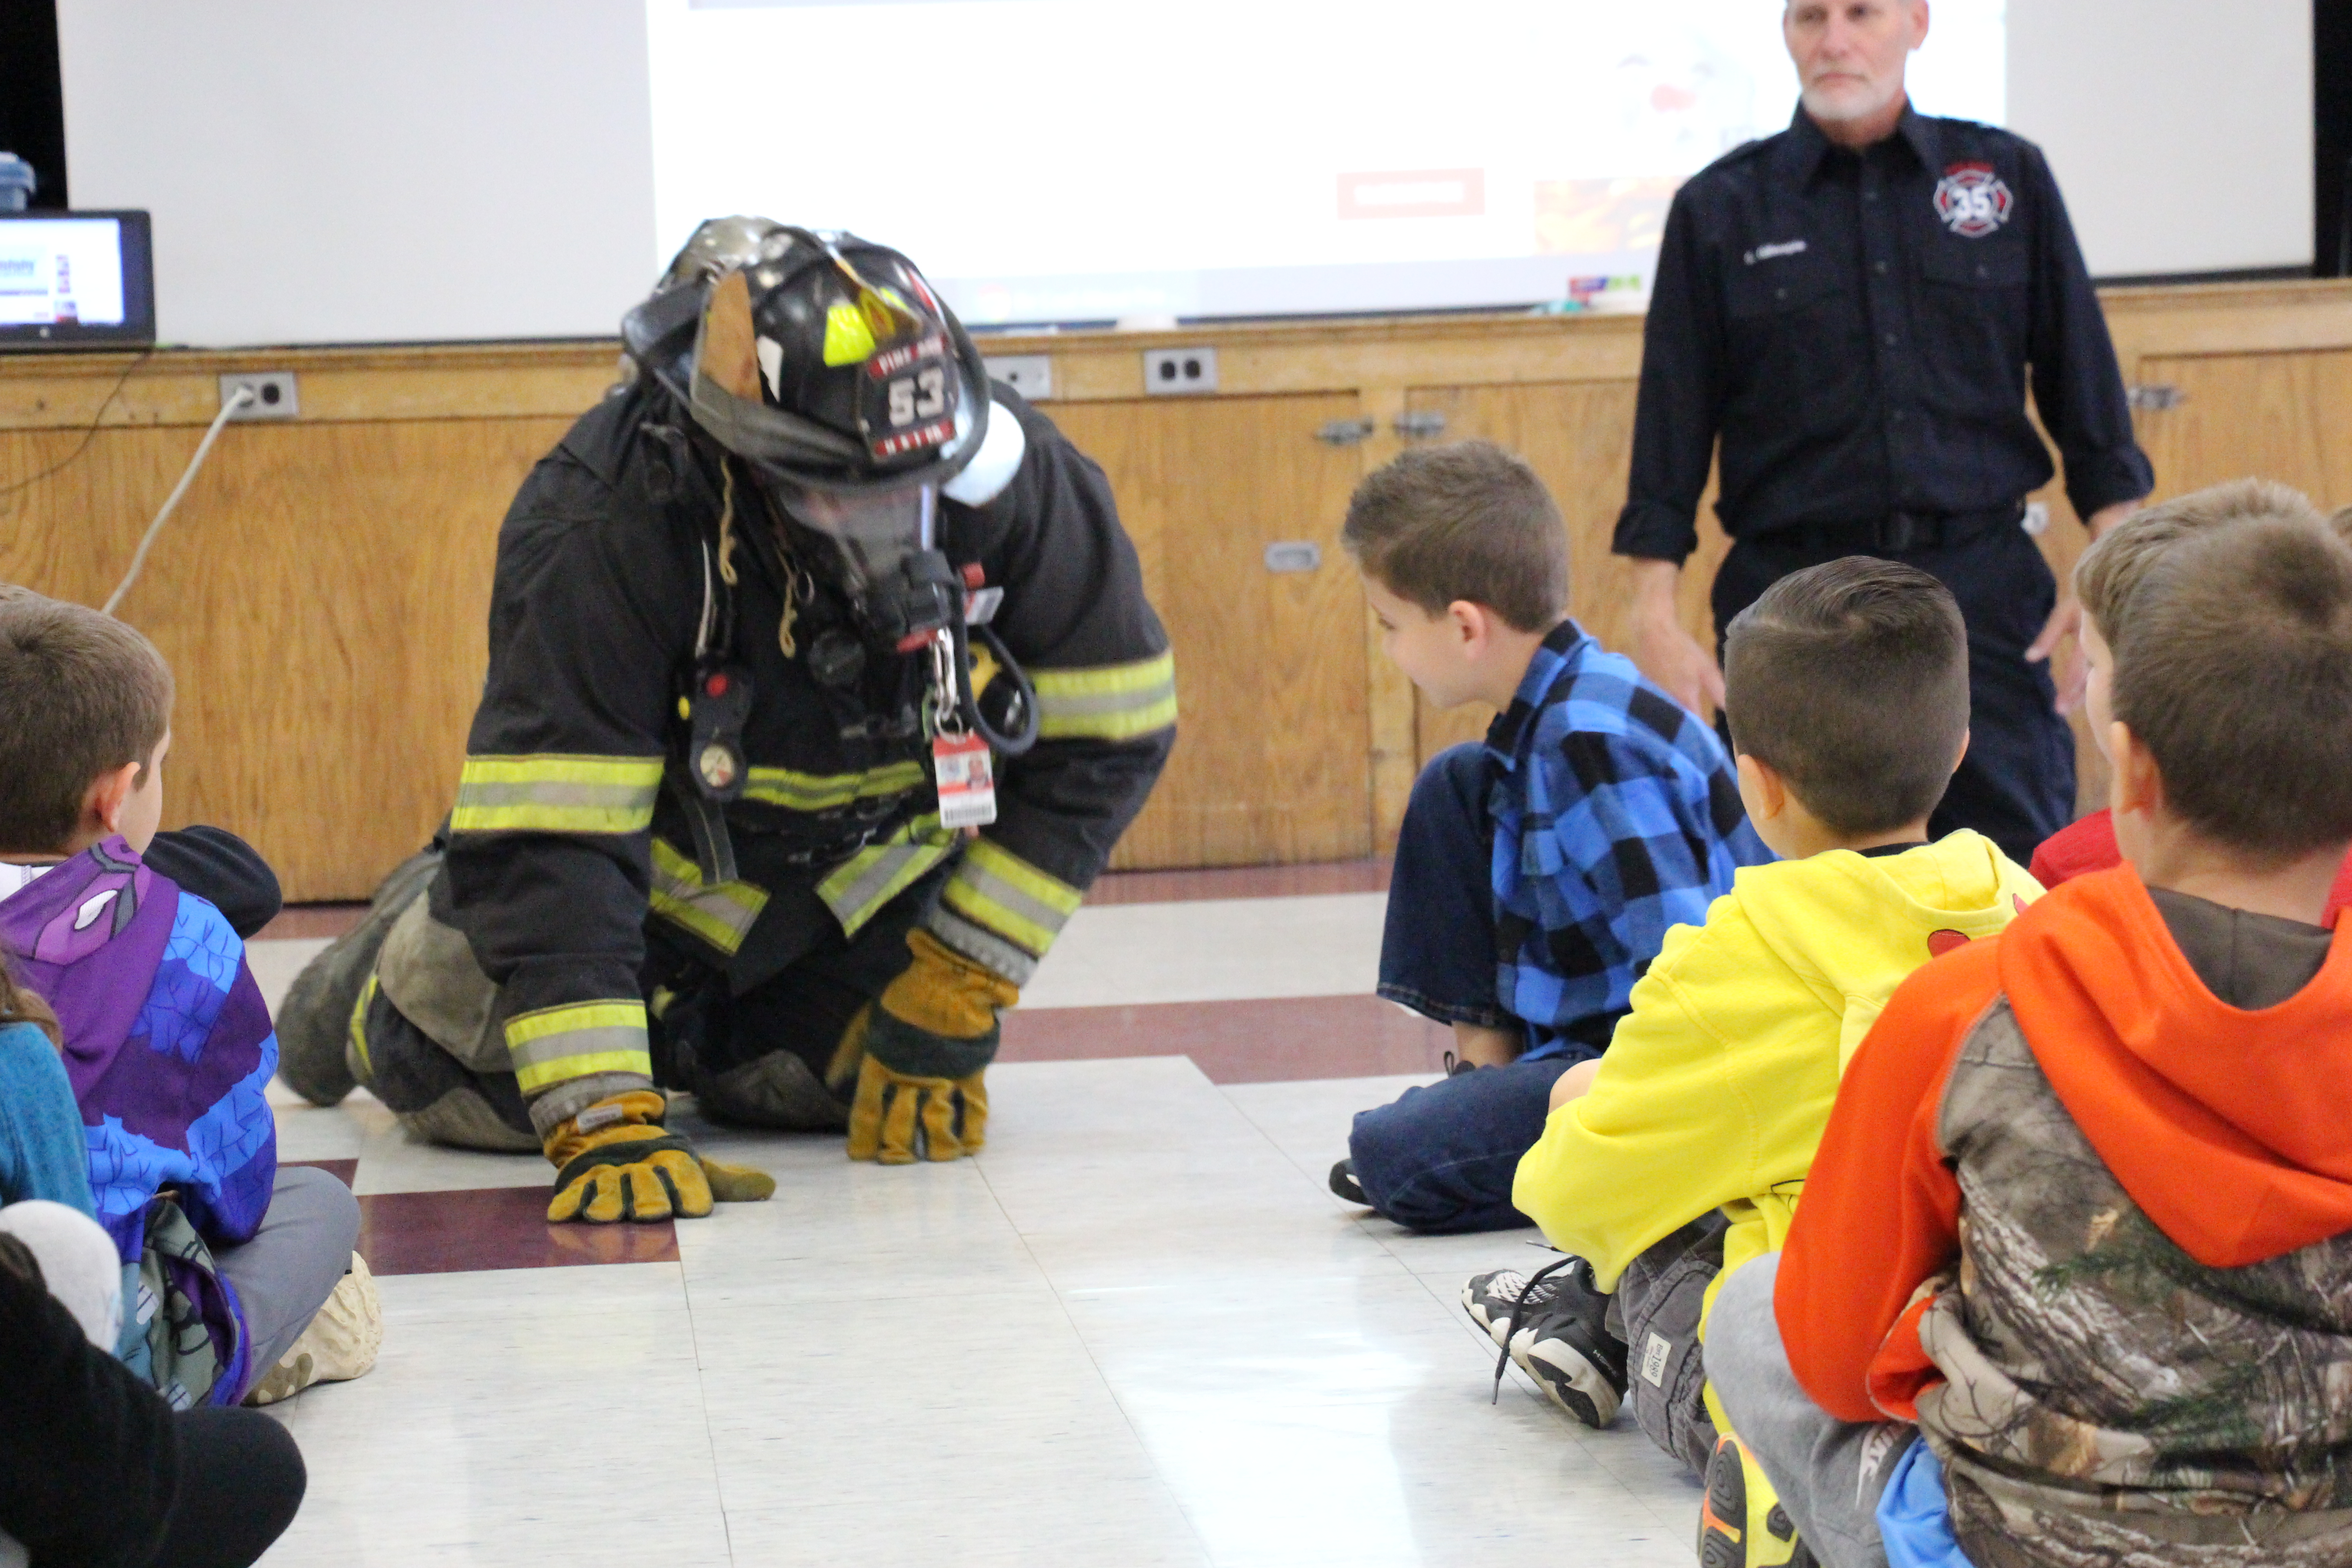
[0,958,308,1568]
[1708,498,2352,1568]
[2029,485,2352,921]
[0,591,377,1409]
[1329,441,1769,1233]
[1477,559,2039,1568]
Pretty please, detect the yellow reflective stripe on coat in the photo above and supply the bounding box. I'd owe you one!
[1031,652,1177,741]
[817,814,958,938]
[939,838,1083,958]
[505,1000,651,1094]
[740,760,926,813]
[647,837,770,956]
[450,754,663,835]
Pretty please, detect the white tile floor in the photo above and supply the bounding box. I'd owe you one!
[247,900,1700,1568]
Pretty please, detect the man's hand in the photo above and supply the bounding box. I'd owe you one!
[2025,500,2137,715]
[542,1089,774,1223]
[834,931,1015,1164]
[1625,559,1725,720]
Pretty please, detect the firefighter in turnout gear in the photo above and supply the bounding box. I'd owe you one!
[274,220,1176,1221]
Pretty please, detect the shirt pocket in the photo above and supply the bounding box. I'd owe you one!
[1725,252,1843,320]
[1918,241,2029,290]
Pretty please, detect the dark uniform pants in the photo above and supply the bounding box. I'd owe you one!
[1711,519,2074,865]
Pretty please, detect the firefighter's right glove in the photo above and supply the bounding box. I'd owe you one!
[542,1090,775,1224]
[837,931,1017,1164]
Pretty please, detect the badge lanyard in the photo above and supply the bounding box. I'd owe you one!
[928,627,997,830]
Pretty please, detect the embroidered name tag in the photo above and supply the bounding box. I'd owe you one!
[1742,239,1808,265]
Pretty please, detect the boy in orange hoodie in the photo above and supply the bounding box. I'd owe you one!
[1703,500,2352,1568]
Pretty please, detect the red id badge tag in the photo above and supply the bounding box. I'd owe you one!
[933,730,998,830]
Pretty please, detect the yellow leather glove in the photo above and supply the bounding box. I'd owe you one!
[542,1089,776,1224]
[833,931,1015,1164]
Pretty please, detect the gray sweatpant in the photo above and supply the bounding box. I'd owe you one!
[215,1166,362,1386]
[1705,1254,1916,1568]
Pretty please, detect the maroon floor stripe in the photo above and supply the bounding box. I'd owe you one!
[1000,994,1449,1084]
[358,1186,677,1276]
[1086,858,1391,905]
[258,903,368,940]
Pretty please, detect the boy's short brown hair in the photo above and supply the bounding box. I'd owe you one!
[1722,558,1968,835]
[2076,479,2328,642]
[2113,515,2352,855]
[1341,441,1569,632]
[0,590,174,853]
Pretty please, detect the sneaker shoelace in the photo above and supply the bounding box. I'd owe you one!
[1491,1252,1581,1404]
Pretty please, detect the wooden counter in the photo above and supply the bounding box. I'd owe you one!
[4,280,2348,900]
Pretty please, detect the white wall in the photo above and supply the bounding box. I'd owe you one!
[52,0,2316,346]
[56,0,658,347]
[2008,0,2313,276]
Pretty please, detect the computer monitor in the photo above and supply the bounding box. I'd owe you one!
[0,211,154,350]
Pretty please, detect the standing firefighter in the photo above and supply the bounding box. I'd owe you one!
[277,220,1176,1220]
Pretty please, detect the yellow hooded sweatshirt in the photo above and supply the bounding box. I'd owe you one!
[1511,828,2043,1324]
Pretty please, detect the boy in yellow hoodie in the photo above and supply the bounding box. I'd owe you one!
[1463,558,2041,1567]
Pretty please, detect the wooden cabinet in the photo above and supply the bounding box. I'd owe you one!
[0,280,2346,899]
[1046,394,1373,868]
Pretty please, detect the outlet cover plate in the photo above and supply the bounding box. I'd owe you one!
[1142,346,1218,395]
[219,372,299,421]
[984,354,1053,402]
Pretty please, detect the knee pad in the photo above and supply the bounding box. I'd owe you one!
[353,981,537,1152]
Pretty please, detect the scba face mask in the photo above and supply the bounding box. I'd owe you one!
[770,479,959,655]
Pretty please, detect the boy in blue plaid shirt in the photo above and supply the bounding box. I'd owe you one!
[1333,442,1769,1232]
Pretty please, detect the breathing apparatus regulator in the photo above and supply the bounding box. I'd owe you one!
[622,219,1039,872]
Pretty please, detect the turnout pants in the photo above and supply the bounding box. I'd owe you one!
[1711,520,2075,866]
[296,849,942,1150]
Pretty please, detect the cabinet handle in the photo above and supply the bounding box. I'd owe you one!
[1392,410,1448,439]
[2125,384,2185,411]
[1264,541,1323,573]
[1316,417,1376,446]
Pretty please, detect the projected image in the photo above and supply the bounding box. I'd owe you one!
[648,0,2004,325]
[0,217,127,328]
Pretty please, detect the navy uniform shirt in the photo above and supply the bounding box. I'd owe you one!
[1615,105,2154,563]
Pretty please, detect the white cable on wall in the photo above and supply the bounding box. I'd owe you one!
[102,386,253,617]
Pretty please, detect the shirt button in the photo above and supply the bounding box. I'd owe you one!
[1775,287,1788,302]
[1863,189,1880,202]
[1884,331,1899,347]
[1890,408,1907,424]
[1874,260,1890,275]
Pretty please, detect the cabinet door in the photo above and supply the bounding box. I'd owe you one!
[2129,349,2352,509]
[1397,382,1730,772]
[1043,394,1372,868]
[0,416,554,901]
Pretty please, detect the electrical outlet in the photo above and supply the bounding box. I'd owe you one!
[1142,347,1217,395]
[218,371,299,421]
[984,354,1053,402]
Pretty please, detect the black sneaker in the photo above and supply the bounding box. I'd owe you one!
[1504,1256,1628,1428]
[1328,1159,1370,1206]
[1460,1265,1571,1347]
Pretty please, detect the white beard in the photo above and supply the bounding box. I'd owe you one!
[1800,73,1903,127]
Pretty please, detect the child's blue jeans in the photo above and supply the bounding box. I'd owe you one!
[1349,745,1578,1233]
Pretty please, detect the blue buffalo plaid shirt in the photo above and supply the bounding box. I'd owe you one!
[1487,621,1771,1061]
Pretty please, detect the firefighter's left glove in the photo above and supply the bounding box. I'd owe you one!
[838,931,1017,1165]
[542,1090,776,1224]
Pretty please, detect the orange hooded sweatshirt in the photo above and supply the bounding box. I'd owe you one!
[1778,865,2352,1424]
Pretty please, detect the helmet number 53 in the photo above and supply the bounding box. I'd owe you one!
[887,367,947,427]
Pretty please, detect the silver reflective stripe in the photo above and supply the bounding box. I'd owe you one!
[817,817,956,938]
